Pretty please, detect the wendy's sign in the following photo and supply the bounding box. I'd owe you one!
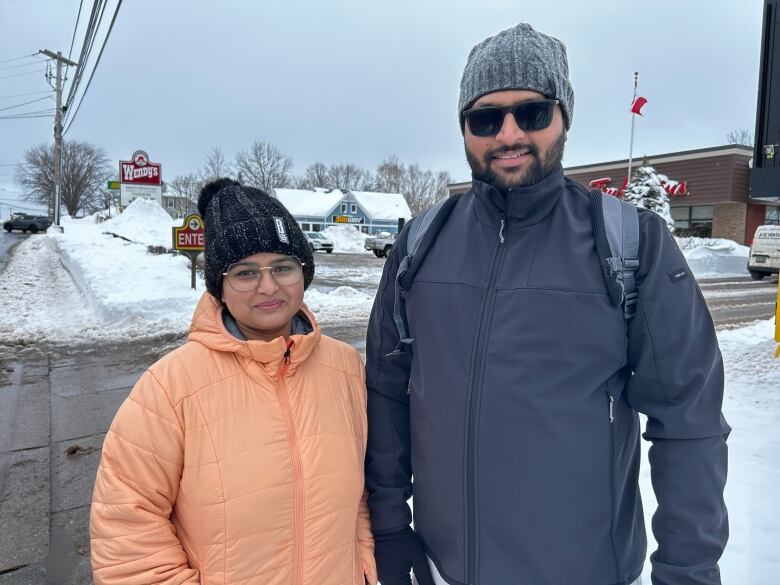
[589,175,688,198]
[120,150,162,185]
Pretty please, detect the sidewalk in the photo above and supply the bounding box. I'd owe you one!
[0,340,178,585]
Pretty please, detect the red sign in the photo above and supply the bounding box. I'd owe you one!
[172,214,205,251]
[589,175,688,199]
[120,150,162,185]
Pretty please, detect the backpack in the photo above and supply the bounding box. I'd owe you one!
[388,188,639,357]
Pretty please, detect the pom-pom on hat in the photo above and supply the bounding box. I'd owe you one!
[197,178,315,297]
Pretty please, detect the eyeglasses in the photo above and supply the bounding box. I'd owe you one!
[222,256,305,291]
[463,99,559,137]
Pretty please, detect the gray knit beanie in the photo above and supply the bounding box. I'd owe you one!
[458,23,575,130]
[197,178,315,297]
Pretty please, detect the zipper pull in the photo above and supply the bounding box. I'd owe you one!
[499,215,505,244]
[284,347,291,366]
[608,395,615,423]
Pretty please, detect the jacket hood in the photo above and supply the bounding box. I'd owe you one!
[188,292,321,373]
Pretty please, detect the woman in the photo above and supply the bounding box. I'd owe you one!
[90,178,377,585]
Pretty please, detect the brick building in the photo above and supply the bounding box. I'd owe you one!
[448,145,780,245]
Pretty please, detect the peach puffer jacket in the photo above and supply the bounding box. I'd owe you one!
[90,293,377,585]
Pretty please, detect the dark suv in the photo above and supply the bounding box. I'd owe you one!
[3,213,53,234]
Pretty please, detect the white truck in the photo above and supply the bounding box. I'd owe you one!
[747,224,780,280]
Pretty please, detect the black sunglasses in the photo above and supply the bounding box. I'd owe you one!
[463,99,559,137]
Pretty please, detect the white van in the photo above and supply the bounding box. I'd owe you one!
[748,224,780,280]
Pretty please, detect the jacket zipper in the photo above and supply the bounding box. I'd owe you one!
[277,347,305,585]
[607,393,620,581]
[465,214,507,584]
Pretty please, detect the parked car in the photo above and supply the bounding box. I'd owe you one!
[747,224,780,280]
[364,231,395,258]
[304,231,334,253]
[3,213,53,234]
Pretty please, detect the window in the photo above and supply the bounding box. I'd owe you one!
[312,224,321,232]
[167,198,174,209]
[301,223,310,231]
[766,206,780,225]
[361,226,369,233]
[341,203,347,213]
[672,205,713,237]
[350,203,357,214]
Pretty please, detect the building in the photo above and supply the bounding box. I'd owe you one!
[448,145,780,244]
[271,188,412,235]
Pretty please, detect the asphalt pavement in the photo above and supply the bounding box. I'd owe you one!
[0,243,777,584]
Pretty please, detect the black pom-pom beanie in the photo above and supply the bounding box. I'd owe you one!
[197,178,315,297]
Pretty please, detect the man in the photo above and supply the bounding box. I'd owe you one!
[365,23,729,585]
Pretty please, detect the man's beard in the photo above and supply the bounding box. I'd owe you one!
[466,130,566,191]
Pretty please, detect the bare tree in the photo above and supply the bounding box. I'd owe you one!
[200,146,232,182]
[234,141,293,192]
[328,163,373,191]
[15,140,113,217]
[726,129,754,147]
[168,173,202,216]
[374,156,406,194]
[374,155,452,214]
[296,161,332,190]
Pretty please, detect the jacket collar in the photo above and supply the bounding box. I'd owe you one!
[188,293,321,375]
[472,166,565,228]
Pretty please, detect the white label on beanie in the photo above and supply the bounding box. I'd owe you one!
[274,217,290,244]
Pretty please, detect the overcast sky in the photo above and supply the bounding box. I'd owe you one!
[0,0,766,213]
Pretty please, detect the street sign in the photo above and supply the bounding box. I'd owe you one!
[107,180,120,190]
[172,214,205,251]
[119,150,162,186]
[172,214,205,290]
[120,183,162,206]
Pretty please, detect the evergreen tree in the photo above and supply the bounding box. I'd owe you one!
[623,165,675,232]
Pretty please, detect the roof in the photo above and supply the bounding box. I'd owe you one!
[350,191,412,220]
[272,188,345,217]
[272,188,412,221]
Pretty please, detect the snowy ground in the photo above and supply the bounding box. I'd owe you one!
[0,203,778,581]
[677,237,750,279]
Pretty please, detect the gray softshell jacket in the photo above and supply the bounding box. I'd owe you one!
[365,167,729,585]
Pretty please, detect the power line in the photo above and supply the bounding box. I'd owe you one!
[68,0,86,60]
[63,0,106,113]
[0,53,37,65]
[0,58,53,72]
[0,95,53,112]
[65,0,86,82]
[0,90,53,100]
[0,69,47,81]
[0,110,56,120]
[64,0,123,134]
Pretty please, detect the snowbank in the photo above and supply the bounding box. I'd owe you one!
[98,197,178,248]
[677,237,750,279]
[322,225,371,254]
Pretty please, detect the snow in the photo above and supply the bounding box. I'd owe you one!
[1,201,779,582]
[273,188,345,217]
[272,187,411,222]
[321,224,372,254]
[351,190,412,221]
[99,197,178,248]
[639,318,780,585]
[677,237,750,279]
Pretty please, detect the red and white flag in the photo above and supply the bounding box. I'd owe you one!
[630,96,648,116]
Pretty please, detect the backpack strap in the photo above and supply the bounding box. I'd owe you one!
[588,189,640,319]
[387,195,462,358]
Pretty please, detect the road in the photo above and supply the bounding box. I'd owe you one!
[0,239,777,584]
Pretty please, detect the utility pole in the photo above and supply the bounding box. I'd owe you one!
[39,50,77,227]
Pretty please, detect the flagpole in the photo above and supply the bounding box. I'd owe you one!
[627,72,639,184]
